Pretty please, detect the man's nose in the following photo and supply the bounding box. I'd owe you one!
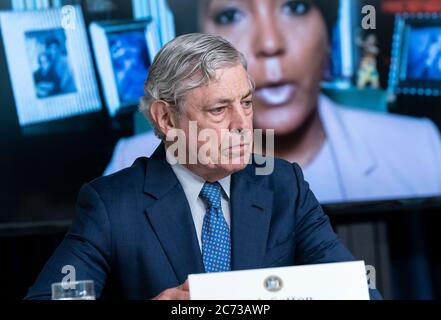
[229,105,250,132]
[253,12,286,58]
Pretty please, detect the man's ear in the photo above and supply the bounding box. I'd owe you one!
[149,100,178,137]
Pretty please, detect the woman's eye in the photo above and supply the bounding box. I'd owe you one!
[213,8,244,25]
[282,0,311,16]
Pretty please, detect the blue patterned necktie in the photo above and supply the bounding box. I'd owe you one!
[199,182,231,273]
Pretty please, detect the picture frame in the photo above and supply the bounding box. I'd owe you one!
[90,19,161,117]
[0,5,102,127]
[388,13,441,96]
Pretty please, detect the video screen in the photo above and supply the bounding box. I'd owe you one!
[103,0,441,205]
[406,27,441,81]
[107,29,151,105]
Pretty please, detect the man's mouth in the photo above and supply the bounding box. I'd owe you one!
[255,83,297,107]
[228,143,247,150]
[220,143,251,158]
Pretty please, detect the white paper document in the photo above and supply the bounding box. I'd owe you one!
[189,261,370,300]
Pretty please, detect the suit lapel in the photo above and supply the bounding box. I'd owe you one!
[230,166,273,270]
[143,144,204,284]
[143,145,274,278]
[319,95,379,197]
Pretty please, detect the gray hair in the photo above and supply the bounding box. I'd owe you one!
[139,33,252,139]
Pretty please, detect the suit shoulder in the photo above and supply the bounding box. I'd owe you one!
[339,106,436,136]
[252,153,292,170]
[88,157,148,196]
[331,107,441,185]
[336,106,440,152]
[251,154,298,184]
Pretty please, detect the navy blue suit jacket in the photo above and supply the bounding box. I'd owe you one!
[26,144,381,300]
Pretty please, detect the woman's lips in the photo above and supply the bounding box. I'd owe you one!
[255,83,297,107]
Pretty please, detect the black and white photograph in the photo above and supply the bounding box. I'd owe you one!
[0,6,101,126]
[25,28,77,99]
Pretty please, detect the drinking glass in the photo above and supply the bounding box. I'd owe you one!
[51,280,95,300]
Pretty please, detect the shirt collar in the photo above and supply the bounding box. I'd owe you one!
[165,146,231,201]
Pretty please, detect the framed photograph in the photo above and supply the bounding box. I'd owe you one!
[90,19,161,117]
[0,5,101,127]
[388,13,441,96]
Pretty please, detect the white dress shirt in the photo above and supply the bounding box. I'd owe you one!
[166,149,231,251]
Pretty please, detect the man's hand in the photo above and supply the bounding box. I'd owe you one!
[152,280,190,300]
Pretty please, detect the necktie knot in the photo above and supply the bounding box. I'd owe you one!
[199,182,222,209]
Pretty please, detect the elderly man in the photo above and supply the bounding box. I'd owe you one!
[26,34,380,300]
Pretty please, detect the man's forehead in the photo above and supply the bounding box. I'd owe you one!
[194,84,252,107]
[191,67,252,103]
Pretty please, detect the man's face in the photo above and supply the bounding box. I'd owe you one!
[38,54,51,73]
[47,43,61,60]
[170,64,254,180]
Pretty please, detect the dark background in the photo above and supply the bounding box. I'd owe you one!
[0,0,134,225]
[0,0,440,299]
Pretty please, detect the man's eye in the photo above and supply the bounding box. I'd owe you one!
[243,100,253,108]
[210,107,225,115]
[282,0,311,16]
[213,8,244,25]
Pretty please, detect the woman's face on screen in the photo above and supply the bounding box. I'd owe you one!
[202,0,328,135]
